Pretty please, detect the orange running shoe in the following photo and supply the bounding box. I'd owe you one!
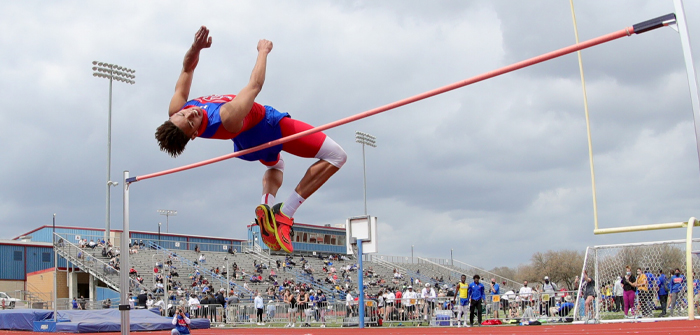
[270,203,295,253]
[255,205,281,251]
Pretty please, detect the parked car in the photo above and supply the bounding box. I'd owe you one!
[0,292,20,309]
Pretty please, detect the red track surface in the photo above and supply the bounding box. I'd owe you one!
[2,320,700,335]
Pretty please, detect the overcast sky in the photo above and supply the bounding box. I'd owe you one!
[2,0,700,269]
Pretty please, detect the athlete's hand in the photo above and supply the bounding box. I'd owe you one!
[257,39,273,54]
[192,26,213,50]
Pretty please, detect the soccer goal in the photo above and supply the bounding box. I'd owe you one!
[576,238,700,323]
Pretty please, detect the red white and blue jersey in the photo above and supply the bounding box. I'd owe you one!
[180,94,290,162]
[181,94,267,139]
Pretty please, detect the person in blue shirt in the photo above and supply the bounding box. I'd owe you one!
[489,278,500,319]
[656,269,668,317]
[668,268,686,317]
[467,275,485,327]
[171,309,191,335]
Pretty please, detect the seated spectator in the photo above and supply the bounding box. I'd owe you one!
[129,267,138,276]
[198,254,206,264]
[101,247,108,257]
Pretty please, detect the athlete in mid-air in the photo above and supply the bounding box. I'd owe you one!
[155,26,347,253]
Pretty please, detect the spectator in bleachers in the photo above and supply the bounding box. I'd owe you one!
[88,240,96,249]
[129,267,138,276]
[79,239,86,248]
[198,254,206,264]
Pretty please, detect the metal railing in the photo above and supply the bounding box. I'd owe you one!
[54,233,150,294]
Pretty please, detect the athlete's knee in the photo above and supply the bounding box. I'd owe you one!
[261,155,285,172]
[315,137,347,169]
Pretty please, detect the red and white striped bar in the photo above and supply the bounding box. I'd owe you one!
[126,14,676,184]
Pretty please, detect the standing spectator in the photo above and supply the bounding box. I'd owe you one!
[266,299,276,322]
[403,285,419,320]
[519,280,533,310]
[489,278,500,319]
[468,275,485,327]
[78,296,86,310]
[657,269,668,317]
[71,297,78,310]
[345,290,355,318]
[613,276,624,312]
[668,268,685,316]
[621,265,637,318]
[137,291,148,308]
[284,289,297,328]
[254,292,265,325]
[542,276,557,315]
[583,270,596,320]
[421,283,436,321]
[633,267,651,317]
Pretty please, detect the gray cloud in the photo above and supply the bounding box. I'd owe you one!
[1,0,700,269]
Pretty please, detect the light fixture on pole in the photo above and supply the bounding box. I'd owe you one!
[355,131,377,215]
[93,61,136,243]
[157,209,177,233]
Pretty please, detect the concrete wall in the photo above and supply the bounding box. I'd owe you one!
[0,280,25,295]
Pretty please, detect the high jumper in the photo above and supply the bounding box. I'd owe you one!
[155,26,347,253]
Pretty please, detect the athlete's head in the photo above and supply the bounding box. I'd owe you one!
[155,107,204,157]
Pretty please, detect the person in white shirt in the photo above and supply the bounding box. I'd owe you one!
[254,293,265,325]
[421,283,437,320]
[187,294,200,316]
[198,254,206,264]
[345,290,355,317]
[403,286,420,320]
[154,298,166,316]
[146,296,155,309]
[519,281,533,310]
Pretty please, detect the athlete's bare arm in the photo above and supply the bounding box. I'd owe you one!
[219,39,272,134]
[168,26,213,116]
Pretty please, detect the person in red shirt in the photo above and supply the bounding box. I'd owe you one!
[156,27,346,254]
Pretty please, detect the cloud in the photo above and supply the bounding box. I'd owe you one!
[1,0,700,269]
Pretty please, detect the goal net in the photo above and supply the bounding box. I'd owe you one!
[577,238,700,322]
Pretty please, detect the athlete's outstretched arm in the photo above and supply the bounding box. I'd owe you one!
[168,26,213,116]
[220,39,272,134]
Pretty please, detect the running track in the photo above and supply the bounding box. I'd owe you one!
[2,320,700,335]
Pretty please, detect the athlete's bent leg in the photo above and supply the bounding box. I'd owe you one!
[261,155,284,205]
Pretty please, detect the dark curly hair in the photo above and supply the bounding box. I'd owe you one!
[155,120,190,157]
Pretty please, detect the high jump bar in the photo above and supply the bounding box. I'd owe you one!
[127,13,677,184]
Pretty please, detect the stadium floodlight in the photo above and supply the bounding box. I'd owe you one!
[92,61,136,243]
[157,209,177,233]
[355,131,377,215]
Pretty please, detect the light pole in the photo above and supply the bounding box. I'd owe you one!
[224,257,230,294]
[355,131,376,215]
[411,245,414,264]
[451,249,453,267]
[92,61,135,243]
[157,209,177,233]
[53,213,57,322]
[158,222,161,246]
